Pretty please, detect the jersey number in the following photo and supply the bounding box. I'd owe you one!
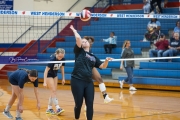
[53,63,62,70]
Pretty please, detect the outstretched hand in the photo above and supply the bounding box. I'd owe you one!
[70,25,75,31]
[106,57,113,61]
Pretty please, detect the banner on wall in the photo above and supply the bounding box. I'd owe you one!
[0,0,13,10]
[0,10,179,19]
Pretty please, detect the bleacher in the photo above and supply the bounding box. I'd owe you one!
[15,6,180,87]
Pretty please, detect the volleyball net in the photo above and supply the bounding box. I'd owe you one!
[0,8,180,64]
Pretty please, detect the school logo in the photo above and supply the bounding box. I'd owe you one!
[85,53,96,62]
[53,63,62,70]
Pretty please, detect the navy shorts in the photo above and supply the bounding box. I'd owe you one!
[9,77,18,86]
[47,73,57,78]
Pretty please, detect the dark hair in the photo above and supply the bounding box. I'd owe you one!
[18,68,38,77]
[160,33,165,38]
[176,20,180,26]
[151,18,157,23]
[83,36,95,42]
[111,32,115,35]
[29,69,38,77]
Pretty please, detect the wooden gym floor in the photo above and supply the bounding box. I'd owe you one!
[0,79,180,120]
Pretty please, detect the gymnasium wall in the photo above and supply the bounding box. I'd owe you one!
[0,0,97,43]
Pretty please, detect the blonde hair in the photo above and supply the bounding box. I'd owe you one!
[55,48,65,54]
[122,40,130,49]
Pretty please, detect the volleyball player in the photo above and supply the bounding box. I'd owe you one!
[82,37,114,111]
[87,37,114,103]
[43,48,65,115]
[70,25,113,120]
[3,69,39,120]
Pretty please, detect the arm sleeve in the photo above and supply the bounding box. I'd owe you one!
[155,41,160,47]
[156,21,161,26]
[147,22,150,27]
[121,49,127,58]
[73,44,83,54]
[94,56,103,68]
[169,38,173,46]
[178,41,180,47]
[164,40,169,47]
[173,27,176,32]
[103,38,110,42]
[33,79,38,87]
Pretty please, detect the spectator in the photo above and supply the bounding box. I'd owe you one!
[163,33,180,62]
[119,40,137,91]
[144,18,161,44]
[143,0,151,14]
[172,20,180,36]
[149,33,169,62]
[150,0,168,14]
[102,32,117,54]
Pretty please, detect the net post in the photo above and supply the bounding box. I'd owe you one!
[75,19,78,30]
[38,39,40,53]
[57,21,59,36]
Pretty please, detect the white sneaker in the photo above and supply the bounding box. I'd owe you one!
[150,11,154,14]
[156,6,160,14]
[119,80,124,89]
[104,95,114,103]
[129,86,137,91]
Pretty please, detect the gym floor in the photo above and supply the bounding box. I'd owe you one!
[0,80,180,120]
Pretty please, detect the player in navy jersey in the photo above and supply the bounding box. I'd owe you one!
[43,48,65,115]
[3,68,39,120]
[88,36,114,102]
[70,25,113,120]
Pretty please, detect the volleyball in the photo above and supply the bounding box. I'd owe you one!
[80,9,91,21]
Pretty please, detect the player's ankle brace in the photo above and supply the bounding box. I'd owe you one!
[52,98,59,106]
[99,83,106,92]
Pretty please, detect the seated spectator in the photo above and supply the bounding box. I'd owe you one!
[150,0,168,14]
[172,20,180,36]
[143,0,151,14]
[163,33,180,62]
[144,18,161,44]
[102,32,117,54]
[149,33,169,62]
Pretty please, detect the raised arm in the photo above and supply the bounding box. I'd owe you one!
[70,25,82,47]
